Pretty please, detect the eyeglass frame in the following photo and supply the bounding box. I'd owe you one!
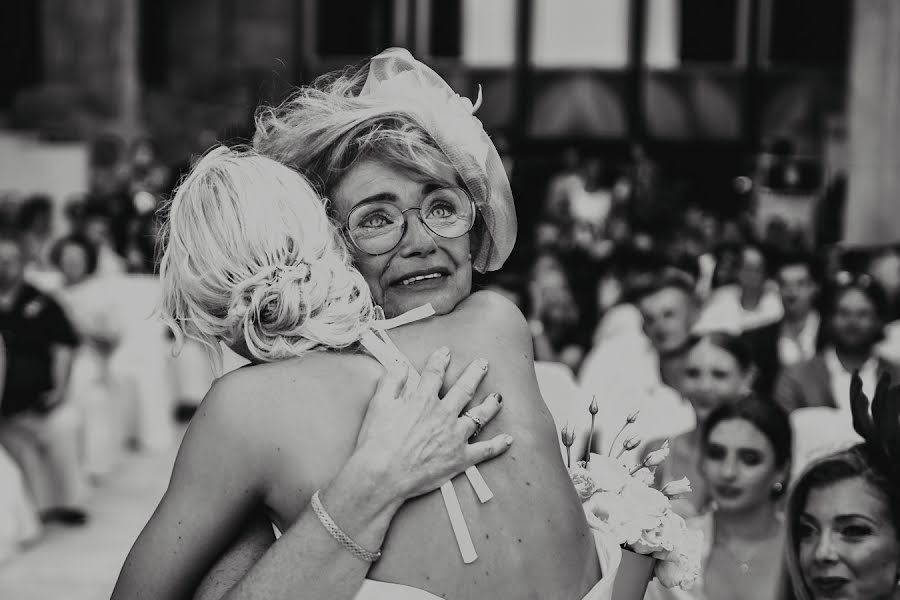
[342,186,478,256]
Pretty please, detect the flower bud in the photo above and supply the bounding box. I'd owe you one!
[561,423,576,447]
[626,410,640,424]
[643,440,670,467]
[661,477,693,499]
[623,436,642,452]
[589,396,599,415]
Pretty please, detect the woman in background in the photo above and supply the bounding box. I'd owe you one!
[644,332,756,516]
[784,373,900,600]
[648,394,791,600]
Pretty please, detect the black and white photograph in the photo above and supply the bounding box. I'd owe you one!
[1,1,899,599]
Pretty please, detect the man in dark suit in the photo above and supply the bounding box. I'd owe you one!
[774,273,900,413]
[742,252,826,397]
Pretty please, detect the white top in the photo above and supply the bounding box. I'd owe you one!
[777,312,821,366]
[693,284,783,335]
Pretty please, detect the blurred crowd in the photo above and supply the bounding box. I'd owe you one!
[481,146,900,597]
[0,135,216,562]
[2,134,899,596]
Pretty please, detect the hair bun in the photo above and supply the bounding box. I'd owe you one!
[228,252,372,362]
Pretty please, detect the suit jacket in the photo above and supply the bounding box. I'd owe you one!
[774,353,900,413]
[742,317,828,399]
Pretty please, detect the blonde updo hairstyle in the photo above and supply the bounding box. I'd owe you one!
[157,145,375,368]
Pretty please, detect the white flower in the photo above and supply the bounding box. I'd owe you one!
[661,477,693,499]
[568,466,596,501]
[585,454,631,494]
[653,527,703,589]
[643,441,670,467]
[631,466,656,487]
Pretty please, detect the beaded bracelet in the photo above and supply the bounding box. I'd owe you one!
[311,490,383,563]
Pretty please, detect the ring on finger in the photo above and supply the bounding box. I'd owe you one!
[462,410,484,438]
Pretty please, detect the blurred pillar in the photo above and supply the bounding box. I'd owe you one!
[41,0,140,136]
[843,0,900,245]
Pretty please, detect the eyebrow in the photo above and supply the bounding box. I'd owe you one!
[833,514,880,526]
[800,513,880,526]
[352,183,446,208]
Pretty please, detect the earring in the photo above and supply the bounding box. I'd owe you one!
[772,481,784,494]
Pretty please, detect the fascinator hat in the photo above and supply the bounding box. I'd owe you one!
[358,48,517,273]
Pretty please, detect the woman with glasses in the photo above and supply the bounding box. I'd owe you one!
[114,49,620,600]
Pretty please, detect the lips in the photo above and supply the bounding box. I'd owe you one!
[810,576,849,596]
[391,267,450,287]
[714,485,743,499]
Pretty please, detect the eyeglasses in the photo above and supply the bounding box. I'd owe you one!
[345,186,476,256]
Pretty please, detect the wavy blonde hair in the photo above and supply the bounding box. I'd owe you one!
[253,66,463,201]
[157,145,375,369]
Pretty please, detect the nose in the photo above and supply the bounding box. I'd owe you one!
[719,455,738,480]
[397,210,439,257]
[814,530,839,564]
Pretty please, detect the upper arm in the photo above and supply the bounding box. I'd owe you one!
[456,291,553,426]
[192,510,276,600]
[112,377,269,600]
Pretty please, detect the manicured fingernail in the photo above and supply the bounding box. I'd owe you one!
[437,346,450,357]
[505,435,514,446]
[477,359,489,371]
[494,393,503,404]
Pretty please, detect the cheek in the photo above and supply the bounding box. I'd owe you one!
[847,538,900,590]
[352,255,389,303]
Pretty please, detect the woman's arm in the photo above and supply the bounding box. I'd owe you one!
[117,348,510,600]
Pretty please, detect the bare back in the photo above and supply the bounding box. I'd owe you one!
[218,291,600,599]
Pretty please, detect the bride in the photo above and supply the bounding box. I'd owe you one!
[110,145,618,600]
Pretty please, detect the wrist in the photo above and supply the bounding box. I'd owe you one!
[334,452,405,520]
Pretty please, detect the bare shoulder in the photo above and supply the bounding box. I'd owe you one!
[195,352,383,457]
[451,290,531,346]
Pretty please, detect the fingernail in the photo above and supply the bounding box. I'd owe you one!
[437,346,450,358]
[494,393,503,404]
[505,435,514,446]
[477,358,489,371]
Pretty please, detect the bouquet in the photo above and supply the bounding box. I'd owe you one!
[561,401,703,591]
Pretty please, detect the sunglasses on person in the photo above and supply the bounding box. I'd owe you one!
[345,186,476,256]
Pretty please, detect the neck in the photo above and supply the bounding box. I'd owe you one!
[659,350,688,388]
[833,346,873,372]
[740,287,763,310]
[715,502,778,542]
[783,309,811,329]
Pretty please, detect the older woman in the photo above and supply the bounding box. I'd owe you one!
[784,373,900,600]
[115,48,616,600]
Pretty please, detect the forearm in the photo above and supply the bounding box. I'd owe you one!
[222,455,404,600]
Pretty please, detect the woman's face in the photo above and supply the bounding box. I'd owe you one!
[331,159,472,318]
[680,340,748,423]
[798,477,900,600]
[702,419,783,514]
[59,243,89,285]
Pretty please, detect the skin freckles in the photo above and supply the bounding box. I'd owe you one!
[331,159,473,318]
